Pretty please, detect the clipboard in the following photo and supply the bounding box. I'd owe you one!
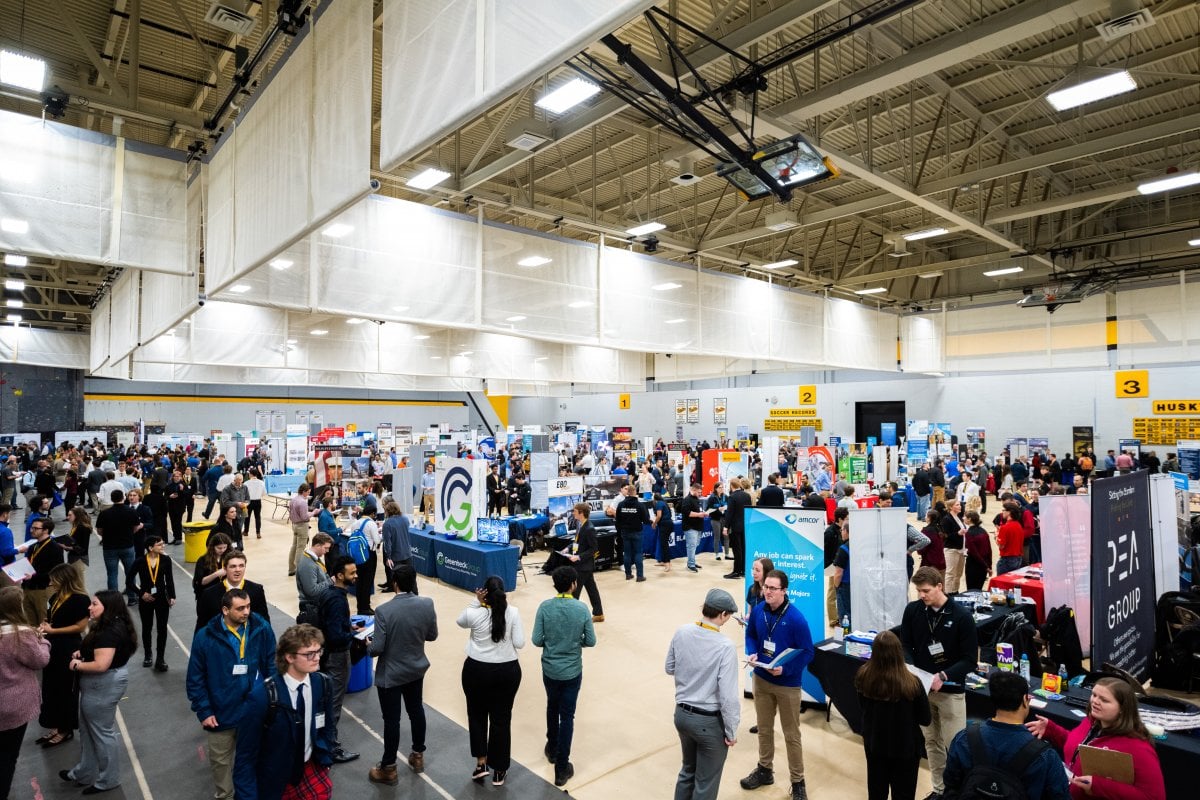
[1077,745,1134,784]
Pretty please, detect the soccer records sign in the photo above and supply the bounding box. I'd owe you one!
[1090,471,1156,681]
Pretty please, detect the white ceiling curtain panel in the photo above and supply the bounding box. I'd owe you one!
[179,301,289,368]
[117,145,188,271]
[769,288,824,364]
[943,303,1052,373]
[140,269,198,344]
[204,0,371,294]
[699,271,772,359]
[212,238,311,310]
[0,328,88,369]
[600,247,699,352]
[901,313,945,374]
[1117,282,1194,366]
[89,294,112,373]
[824,298,897,372]
[379,0,654,171]
[481,223,598,342]
[1045,295,1107,369]
[107,270,141,362]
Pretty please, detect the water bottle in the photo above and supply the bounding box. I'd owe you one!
[1006,588,1015,607]
[841,615,851,637]
[1058,663,1069,683]
[1019,653,1031,682]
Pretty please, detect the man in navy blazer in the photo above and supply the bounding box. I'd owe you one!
[234,624,336,800]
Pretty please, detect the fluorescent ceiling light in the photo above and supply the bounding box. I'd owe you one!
[406,167,451,190]
[1189,238,1200,247]
[458,351,473,357]
[1138,171,1200,195]
[567,300,592,309]
[309,328,328,336]
[5,299,22,308]
[902,227,948,241]
[504,315,526,322]
[269,258,293,270]
[1047,70,1136,111]
[0,50,46,92]
[286,338,298,345]
[626,221,665,237]
[534,78,601,114]
[164,328,175,337]
[346,317,366,324]
[412,334,430,340]
[392,305,410,313]
[982,266,1024,277]
[762,259,799,270]
[4,279,24,291]
[0,218,29,234]
[4,254,28,267]
[6,314,20,323]
[430,355,442,360]
[855,287,887,295]
[917,271,943,279]
[228,284,251,293]
[320,223,354,238]
[517,256,551,267]
[664,318,686,324]
[534,357,548,362]
[651,282,681,291]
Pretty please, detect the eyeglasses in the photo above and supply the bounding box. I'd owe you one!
[295,648,323,660]
[762,585,784,592]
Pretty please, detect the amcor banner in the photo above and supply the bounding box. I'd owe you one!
[435,457,488,540]
[743,507,826,702]
[1091,471,1156,681]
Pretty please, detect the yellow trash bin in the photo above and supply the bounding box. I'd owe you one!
[183,521,214,563]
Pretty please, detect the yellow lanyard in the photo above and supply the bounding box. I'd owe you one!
[696,621,720,633]
[50,591,68,619]
[223,580,244,591]
[226,622,247,659]
[147,555,160,586]
[30,538,50,561]
[307,553,327,573]
[555,593,573,599]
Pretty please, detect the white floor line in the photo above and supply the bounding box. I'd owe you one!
[115,706,154,800]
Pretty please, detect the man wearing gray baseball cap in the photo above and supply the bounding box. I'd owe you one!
[665,588,741,800]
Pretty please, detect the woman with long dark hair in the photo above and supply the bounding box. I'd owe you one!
[69,506,94,566]
[456,575,525,787]
[192,533,232,599]
[35,563,90,748]
[853,630,930,800]
[745,556,776,610]
[918,507,946,574]
[62,590,137,795]
[0,586,51,799]
[963,511,993,591]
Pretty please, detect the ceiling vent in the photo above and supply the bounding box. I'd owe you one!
[504,118,553,151]
[670,156,703,186]
[1096,3,1154,41]
[205,2,257,37]
[887,240,911,258]
[765,209,799,232]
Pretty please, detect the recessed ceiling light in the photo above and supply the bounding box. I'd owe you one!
[505,315,526,322]
[534,78,601,114]
[0,218,29,234]
[430,355,442,360]
[413,334,430,340]
[664,318,686,324]
[1047,70,1136,111]
[458,351,473,357]
[902,227,948,241]
[3,254,27,267]
[406,167,452,190]
[286,338,298,344]
[5,299,22,308]
[346,317,366,324]
[0,50,46,92]
[917,271,943,279]
[762,259,799,269]
[626,221,666,237]
[1138,171,1200,195]
[982,266,1024,277]
[534,356,548,362]
[321,223,354,237]
[392,305,410,312]
[269,258,293,270]
[228,284,251,293]
[855,287,887,295]
[651,282,682,291]
[6,313,20,323]
[567,300,592,309]
[4,279,24,291]
[310,328,328,336]
[517,256,551,267]
[1189,238,1200,247]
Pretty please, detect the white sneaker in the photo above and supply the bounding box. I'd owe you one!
[715,555,723,561]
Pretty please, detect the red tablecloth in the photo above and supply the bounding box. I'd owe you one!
[854,496,878,509]
[988,564,1045,623]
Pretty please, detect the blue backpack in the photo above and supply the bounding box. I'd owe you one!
[346,519,372,566]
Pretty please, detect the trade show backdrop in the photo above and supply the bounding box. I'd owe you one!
[848,507,909,633]
[435,457,488,540]
[1040,494,1093,654]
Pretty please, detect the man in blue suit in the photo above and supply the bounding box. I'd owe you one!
[234,624,336,800]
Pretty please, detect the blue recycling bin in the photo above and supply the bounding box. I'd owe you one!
[347,615,374,693]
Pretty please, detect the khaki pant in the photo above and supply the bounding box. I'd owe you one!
[290,522,310,573]
[421,494,434,520]
[825,574,837,625]
[206,728,237,800]
[23,587,50,625]
[932,486,946,505]
[753,679,805,782]
[922,691,966,793]
[944,549,965,595]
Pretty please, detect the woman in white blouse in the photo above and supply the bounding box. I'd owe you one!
[456,575,525,788]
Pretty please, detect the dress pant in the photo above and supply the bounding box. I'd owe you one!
[943,549,965,594]
[22,587,49,625]
[102,547,136,599]
[139,599,170,663]
[932,486,946,505]
[921,691,966,794]
[203,493,220,518]
[289,522,309,573]
[461,657,521,771]
[658,526,673,563]
[753,679,805,782]
[865,753,919,800]
[0,722,27,800]
[622,533,644,579]
[572,569,603,616]
[825,575,838,623]
[68,668,129,791]
[322,649,350,747]
[355,551,378,614]
[245,500,262,536]
[205,728,237,800]
[673,706,729,800]
[729,527,746,575]
[544,673,582,766]
[167,505,185,542]
[377,678,427,766]
[711,517,727,557]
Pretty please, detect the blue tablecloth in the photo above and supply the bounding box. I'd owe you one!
[502,514,549,542]
[409,528,521,591]
[641,518,714,560]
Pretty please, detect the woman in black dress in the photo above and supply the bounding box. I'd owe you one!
[191,533,232,599]
[35,564,90,749]
[128,536,176,671]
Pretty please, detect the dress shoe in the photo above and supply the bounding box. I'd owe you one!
[592,614,605,622]
[636,576,646,582]
[724,571,743,579]
[625,573,633,580]
[407,751,424,773]
[554,762,575,787]
[792,780,809,800]
[544,744,556,764]
[332,749,360,764]
[154,662,168,673]
[687,565,699,573]
[82,786,118,795]
[368,763,398,785]
[142,657,152,668]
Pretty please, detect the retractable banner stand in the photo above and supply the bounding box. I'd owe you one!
[1148,474,1181,599]
[743,507,827,703]
[1040,495,1093,654]
[848,507,909,633]
[435,457,487,540]
[1091,471,1156,680]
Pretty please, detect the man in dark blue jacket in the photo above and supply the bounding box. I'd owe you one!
[316,556,363,764]
[203,457,227,519]
[187,589,277,800]
[234,624,336,800]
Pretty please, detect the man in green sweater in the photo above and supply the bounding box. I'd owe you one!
[531,565,597,787]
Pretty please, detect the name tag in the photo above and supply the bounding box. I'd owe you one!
[149,587,157,596]
[763,640,776,656]
[928,642,945,657]
[570,542,578,555]
[232,664,248,675]
[314,713,325,728]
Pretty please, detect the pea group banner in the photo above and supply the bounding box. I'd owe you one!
[1090,471,1155,681]
[743,507,826,703]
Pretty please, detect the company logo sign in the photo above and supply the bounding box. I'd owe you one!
[440,466,473,533]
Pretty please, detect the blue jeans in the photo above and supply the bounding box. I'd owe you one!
[102,547,135,598]
[836,584,852,627]
[544,673,582,766]
[623,534,644,578]
[685,529,700,568]
[916,493,930,521]
[996,556,1023,575]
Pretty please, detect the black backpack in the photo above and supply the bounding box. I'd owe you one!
[981,614,1042,678]
[1040,606,1084,679]
[948,723,1050,800]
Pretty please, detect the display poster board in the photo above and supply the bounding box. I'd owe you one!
[610,427,634,452]
[435,457,488,540]
[1041,494,1093,654]
[391,466,415,513]
[880,422,897,447]
[1148,474,1181,599]
[848,507,909,633]
[547,475,584,524]
[255,412,271,436]
[743,507,827,703]
[529,451,558,510]
[54,431,108,447]
[907,420,929,465]
[675,399,686,425]
[686,398,700,424]
[270,412,286,435]
[965,427,986,450]
[1090,471,1155,681]
[872,445,900,486]
[760,436,779,490]
[1177,441,1200,480]
[285,424,308,475]
[713,397,727,426]
[0,432,40,448]
[796,446,834,489]
[1072,426,1095,457]
[1117,438,1141,461]
[700,449,749,494]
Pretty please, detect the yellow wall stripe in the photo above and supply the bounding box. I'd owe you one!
[85,393,465,407]
[1105,316,1118,350]
[486,394,510,427]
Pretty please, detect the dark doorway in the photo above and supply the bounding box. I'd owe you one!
[855,401,905,444]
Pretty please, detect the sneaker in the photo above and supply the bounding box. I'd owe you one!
[407,752,424,773]
[740,766,775,790]
[368,764,398,785]
[592,614,605,622]
[471,763,489,783]
[554,762,574,787]
[636,576,646,582]
[142,657,152,668]
[715,554,722,560]
[687,565,699,572]
[492,769,507,787]
[792,780,808,800]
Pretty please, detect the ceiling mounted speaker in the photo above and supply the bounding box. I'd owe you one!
[670,156,702,186]
[205,2,256,36]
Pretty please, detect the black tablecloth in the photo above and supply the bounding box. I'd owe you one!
[543,531,619,573]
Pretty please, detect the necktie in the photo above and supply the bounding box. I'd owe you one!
[292,684,306,785]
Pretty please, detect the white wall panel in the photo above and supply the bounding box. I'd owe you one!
[600,247,699,351]
[0,328,88,369]
[824,298,895,371]
[89,295,111,372]
[901,313,944,373]
[107,271,140,362]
